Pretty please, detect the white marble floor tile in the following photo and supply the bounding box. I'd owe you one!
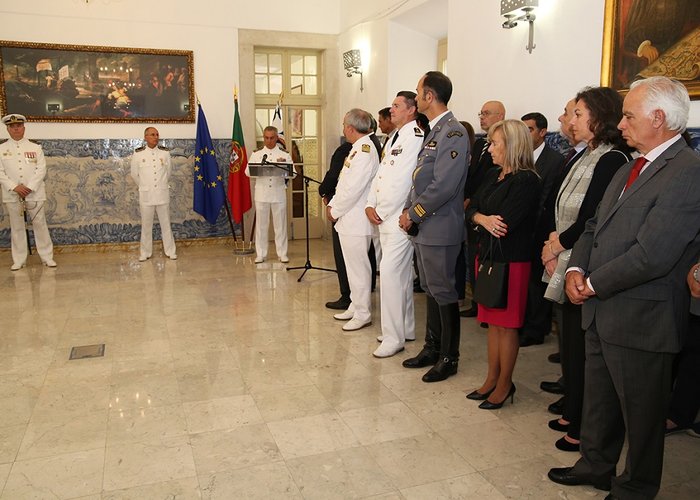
[339,401,430,446]
[286,446,396,499]
[183,394,263,434]
[400,472,507,499]
[107,403,189,445]
[103,435,196,491]
[252,384,333,422]
[102,476,201,500]
[1,448,104,499]
[189,423,282,475]
[313,376,399,412]
[365,432,475,489]
[199,462,302,499]
[17,409,107,461]
[0,425,25,464]
[267,412,360,459]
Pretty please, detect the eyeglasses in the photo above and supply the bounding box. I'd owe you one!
[478,111,498,117]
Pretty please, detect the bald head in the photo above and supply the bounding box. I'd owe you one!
[479,100,505,132]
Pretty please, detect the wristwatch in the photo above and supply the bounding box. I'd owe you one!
[693,265,700,283]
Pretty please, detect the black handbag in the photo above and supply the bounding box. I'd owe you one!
[473,236,509,309]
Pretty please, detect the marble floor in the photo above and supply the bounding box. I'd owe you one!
[1,239,698,499]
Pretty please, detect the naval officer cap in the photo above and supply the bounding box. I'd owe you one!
[2,114,27,125]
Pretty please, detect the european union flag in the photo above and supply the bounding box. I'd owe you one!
[193,105,225,224]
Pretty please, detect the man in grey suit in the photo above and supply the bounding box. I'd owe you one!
[399,71,469,382]
[548,76,700,499]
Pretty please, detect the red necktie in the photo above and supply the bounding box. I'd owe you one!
[624,157,647,191]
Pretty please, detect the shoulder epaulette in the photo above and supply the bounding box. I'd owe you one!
[414,127,424,137]
[135,146,146,152]
[158,145,170,151]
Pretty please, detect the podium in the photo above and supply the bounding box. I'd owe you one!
[247,163,294,178]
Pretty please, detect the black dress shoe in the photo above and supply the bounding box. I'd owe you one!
[555,436,580,452]
[547,467,611,491]
[548,418,569,432]
[540,380,565,394]
[402,348,439,368]
[519,335,544,347]
[548,397,565,415]
[466,387,495,400]
[548,352,561,363]
[459,306,478,318]
[605,494,619,500]
[480,322,488,328]
[421,357,458,382]
[325,298,351,310]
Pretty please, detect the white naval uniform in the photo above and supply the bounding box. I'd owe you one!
[130,145,176,259]
[366,121,424,351]
[329,134,380,324]
[246,145,293,261]
[0,138,55,267]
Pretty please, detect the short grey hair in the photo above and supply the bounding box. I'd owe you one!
[344,108,373,134]
[630,76,690,133]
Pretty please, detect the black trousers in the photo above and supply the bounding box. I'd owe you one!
[561,300,584,439]
[668,313,700,427]
[520,259,553,342]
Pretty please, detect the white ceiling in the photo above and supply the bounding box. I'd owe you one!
[390,0,449,39]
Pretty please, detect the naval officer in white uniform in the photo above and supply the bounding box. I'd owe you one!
[246,126,293,264]
[130,127,177,261]
[0,114,56,271]
[366,92,424,357]
[327,109,380,331]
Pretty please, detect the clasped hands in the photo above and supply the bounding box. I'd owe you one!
[13,184,32,198]
[565,271,595,305]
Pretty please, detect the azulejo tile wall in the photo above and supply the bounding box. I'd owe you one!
[0,138,234,247]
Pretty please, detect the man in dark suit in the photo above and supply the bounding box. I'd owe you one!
[548,76,700,499]
[399,71,469,382]
[519,112,565,346]
[461,100,504,317]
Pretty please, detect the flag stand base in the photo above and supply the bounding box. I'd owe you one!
[233,241,255,255]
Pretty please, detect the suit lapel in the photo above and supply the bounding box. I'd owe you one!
[596,138,686,232]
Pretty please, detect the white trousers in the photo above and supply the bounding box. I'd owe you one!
[255,200,288,260]
[338,233,372,323]
[140,203,176,258]
[378,231,415,349]
[5,201,54,266]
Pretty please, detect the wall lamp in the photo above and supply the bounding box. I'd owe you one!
[343,49,364,92]
[501,0,538,54]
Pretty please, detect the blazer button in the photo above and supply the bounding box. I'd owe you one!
[593,242,598,248]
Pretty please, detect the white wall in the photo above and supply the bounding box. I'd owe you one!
[0,0,341,139]
[447,0,700,129]
[387,22,438,100]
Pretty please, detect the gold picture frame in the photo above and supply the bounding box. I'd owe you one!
[0,40,195,122]
[600,0,700,99]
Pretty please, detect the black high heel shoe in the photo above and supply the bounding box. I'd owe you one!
[478,384,516,410]
[466,387,495,401]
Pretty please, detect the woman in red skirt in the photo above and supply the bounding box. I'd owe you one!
[464,119,541,410]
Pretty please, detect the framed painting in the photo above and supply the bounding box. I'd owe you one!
[600,0,700,98]
[0,40,195,122]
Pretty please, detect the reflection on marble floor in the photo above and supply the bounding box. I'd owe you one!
[1,240,698,499]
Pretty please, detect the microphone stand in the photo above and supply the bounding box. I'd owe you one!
[259,157,335,282]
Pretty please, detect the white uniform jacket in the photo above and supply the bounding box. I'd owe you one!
[246,145,293,203]
[329,134,379,236]
[130,145,172,206]
[0,138,48,203]
[366,120,424,233]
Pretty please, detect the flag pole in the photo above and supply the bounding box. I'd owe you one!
[230,87,254,255]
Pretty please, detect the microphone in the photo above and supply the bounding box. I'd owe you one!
[261,154,268,164]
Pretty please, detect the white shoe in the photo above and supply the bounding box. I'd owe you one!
[342,318,372,331]
[377,335,415,343]
[10,262,25,271]
[44,259,57,268]
[168,254,177,260]
[280,256,289,263]
[334,309,354,321]
[139,255,150,262]
[373,344,405,358]
[254,257,264,264]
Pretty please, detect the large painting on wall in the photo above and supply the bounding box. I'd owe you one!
[0,40,195,122]
[600,0,700,98]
